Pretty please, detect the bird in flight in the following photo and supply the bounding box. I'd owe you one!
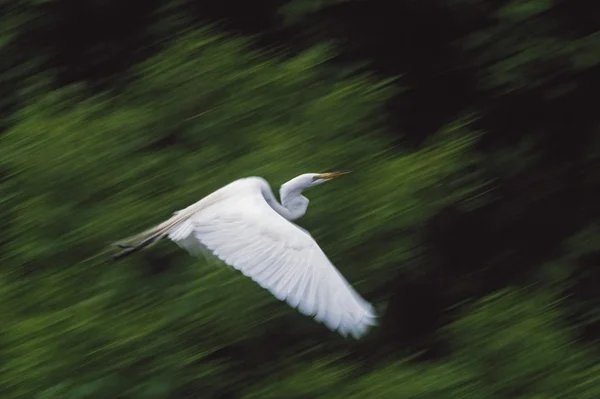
[112,171,377,338]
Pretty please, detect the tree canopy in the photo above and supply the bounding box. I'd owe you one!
[1,0,599,398]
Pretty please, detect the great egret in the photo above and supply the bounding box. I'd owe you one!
[112,171,377,338]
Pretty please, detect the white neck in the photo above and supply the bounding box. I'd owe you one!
[259,176,312,221]
[279,182,309,221]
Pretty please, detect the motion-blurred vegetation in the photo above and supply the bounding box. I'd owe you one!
[1,0,599,397]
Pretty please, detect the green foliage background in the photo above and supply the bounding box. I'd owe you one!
[1,1,600,397]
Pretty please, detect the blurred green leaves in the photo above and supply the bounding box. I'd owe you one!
[0,28,481,396]
[496,0,552,22]
[1,7,599,397]
[239,288,600,399]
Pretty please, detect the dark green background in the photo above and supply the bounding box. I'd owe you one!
[1,0,599,397]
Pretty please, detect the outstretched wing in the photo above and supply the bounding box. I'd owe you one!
[167,181,377,338]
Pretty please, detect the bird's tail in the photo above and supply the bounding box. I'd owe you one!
[110,218,177,261]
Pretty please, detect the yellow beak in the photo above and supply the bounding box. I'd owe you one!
[319,171,352,180]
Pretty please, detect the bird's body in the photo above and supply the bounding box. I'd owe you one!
[113,172,377,339]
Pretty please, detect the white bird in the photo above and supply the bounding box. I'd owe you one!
[112,171,377,338]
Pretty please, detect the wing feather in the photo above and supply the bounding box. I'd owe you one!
[168,179,377,338]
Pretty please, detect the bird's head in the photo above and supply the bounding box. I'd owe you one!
[281,171,352,195]
[279,171,352,217]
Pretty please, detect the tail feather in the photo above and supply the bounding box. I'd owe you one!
[110,211,194,261]
[110,223,171,261]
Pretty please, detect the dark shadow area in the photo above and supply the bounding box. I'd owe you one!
[307,0,483,147]
[381,272,449,361]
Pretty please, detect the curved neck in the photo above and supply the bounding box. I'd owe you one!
[260,180,308,221]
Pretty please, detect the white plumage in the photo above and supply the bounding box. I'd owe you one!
[113,172,377,339]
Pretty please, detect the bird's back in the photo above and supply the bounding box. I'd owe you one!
[176,176,265,217]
